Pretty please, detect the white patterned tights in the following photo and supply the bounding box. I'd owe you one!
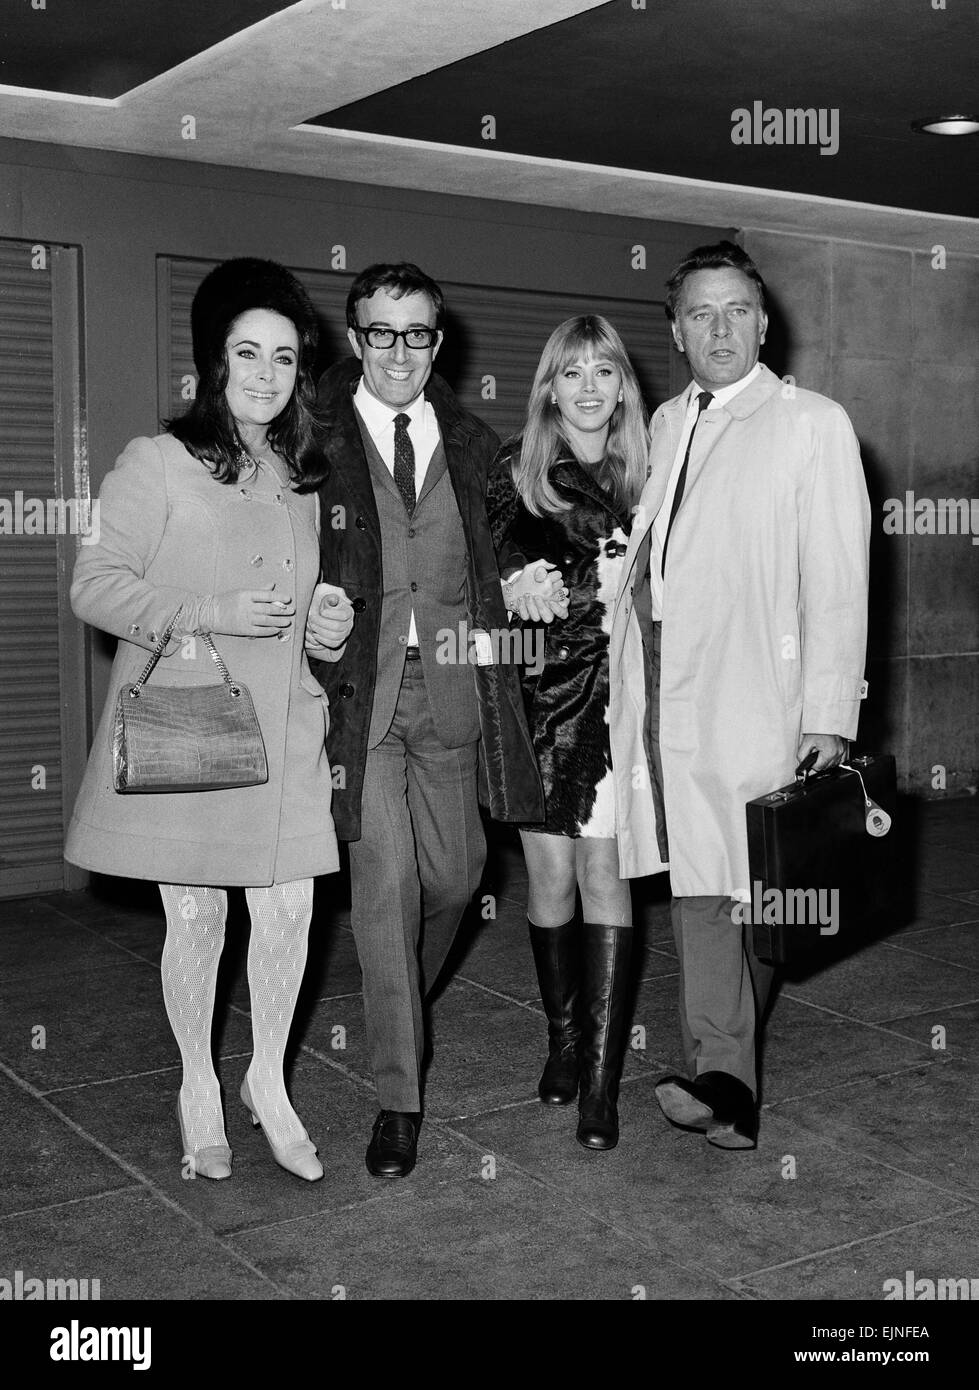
[158,879,314,1154]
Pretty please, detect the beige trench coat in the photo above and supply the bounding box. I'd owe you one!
[65,434,339,886]
[609,364,871,896]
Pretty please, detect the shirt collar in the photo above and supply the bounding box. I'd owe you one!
[689,360,762,411]
[353,376,428,432]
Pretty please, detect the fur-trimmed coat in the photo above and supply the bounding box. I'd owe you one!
[487,446,637,838]
[311,360,544,841]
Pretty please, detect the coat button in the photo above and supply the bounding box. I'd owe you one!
[352,596,366,612]
[339,682,355,698]
[276,629,291,642]
[410,581,418,592]
[355,516,367,530]
[282,558,294,571]
[239,488,252,500]
[250,554,263,567]
[557,646,570,660]
[273,493,284,505]
[563,553,573,566]
[128,623,140,635]
[147,629,159,643]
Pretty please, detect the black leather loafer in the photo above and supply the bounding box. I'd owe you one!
[654,1075,715,1129]
[700,1071,757,1150]
[365,1110,420,1178]
[655,1071,757,1150]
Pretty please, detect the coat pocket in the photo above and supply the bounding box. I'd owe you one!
[299,668,329,704]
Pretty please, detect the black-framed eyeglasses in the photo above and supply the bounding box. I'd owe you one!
[353,326,440,350]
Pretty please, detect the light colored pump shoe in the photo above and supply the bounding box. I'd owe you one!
[240,1074,323,1182]
[176,1099,232,1181]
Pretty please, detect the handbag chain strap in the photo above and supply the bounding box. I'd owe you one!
[128,609,241,699]
[200,634,242,696]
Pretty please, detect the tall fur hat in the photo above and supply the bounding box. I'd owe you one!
[190,257,319,379]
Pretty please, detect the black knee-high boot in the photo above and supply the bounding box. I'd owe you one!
[528,918,581,1105]
[576,923,634,1150]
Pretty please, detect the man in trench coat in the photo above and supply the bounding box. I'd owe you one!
[609,241,871,1148]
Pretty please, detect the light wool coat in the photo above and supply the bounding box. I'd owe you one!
[65,434,339,886]
[609,364,871,896]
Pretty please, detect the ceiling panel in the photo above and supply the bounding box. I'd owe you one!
[0,0,974,249]
[309,0,979,217]
[0,0,296,98]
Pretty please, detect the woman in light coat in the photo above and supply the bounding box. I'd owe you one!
[66,259,354,1182]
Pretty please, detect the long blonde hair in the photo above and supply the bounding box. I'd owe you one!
[512,315,648,517]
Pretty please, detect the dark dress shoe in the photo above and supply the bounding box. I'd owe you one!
[365,1110,420,1178]
[654,1075,714,1129]
[655,1071,757,1150]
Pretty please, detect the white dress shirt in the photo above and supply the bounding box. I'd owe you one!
[649,362,761,619]
[353,378,442,646]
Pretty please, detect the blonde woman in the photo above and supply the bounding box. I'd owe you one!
[487,315,650,1150]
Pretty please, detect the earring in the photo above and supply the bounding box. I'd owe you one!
[550,394,557,405]
[617,391,624,403]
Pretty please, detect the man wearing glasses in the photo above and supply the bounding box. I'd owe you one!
[306,263,560,1177]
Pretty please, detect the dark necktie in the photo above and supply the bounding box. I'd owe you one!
[661,389,713,576]
[393,413,416,513]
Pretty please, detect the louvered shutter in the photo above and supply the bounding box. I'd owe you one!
[158,257,673,435]
[435,283,674,437]
[0,242,66,894]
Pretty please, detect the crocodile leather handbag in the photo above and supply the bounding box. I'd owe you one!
[112,610,268,793]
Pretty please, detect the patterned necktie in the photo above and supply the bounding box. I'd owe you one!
[661,389,713,577]
[393,413,416,513]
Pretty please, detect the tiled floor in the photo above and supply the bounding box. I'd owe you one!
[1,798,977,1301]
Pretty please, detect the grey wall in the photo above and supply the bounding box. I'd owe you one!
[0,137,727,741]
[742,229,979,797]
[0,138,720,473]
[1,138,974,799]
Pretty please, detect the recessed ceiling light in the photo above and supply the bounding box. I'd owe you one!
[911,115,979,135]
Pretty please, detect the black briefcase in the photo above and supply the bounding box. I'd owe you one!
[745,753,899,966]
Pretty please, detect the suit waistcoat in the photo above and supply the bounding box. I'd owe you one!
[356,416,479,749]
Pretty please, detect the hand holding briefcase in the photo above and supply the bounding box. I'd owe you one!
[745,752,899,966]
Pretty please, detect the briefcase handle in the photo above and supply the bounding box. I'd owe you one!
[794,742,854,784]
[794,749,820,782]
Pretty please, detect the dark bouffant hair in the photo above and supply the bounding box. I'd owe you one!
[664,240,767,322]
[345,262,445,330]
[167,257,321,484]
